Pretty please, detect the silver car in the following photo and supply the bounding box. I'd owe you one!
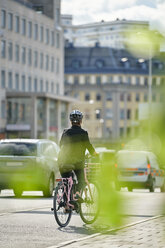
[116,150,165,192]
[0,139,59,197]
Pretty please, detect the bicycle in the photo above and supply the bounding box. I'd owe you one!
[52,160,100,227]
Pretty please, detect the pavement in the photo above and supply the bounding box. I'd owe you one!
[51,215,165,248]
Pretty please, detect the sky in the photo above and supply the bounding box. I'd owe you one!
[61,0,165,34]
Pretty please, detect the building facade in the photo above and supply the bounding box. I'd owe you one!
[64,45,165,141]
[61,15,149,49]
[0,0,73,140]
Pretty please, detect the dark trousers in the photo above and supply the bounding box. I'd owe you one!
[61,168,85,192]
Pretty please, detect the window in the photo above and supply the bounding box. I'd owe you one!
[15,44,19,62]
[108,76,113,83]
[85,76,90,84]
[34,51,38,67]
[51,57,54,72]
[84,109,90,120]
[1,100,6,119]
[15,16,19,33]
[15,73,19,90]
[8,42,13,61]
[46,28,49,44]
[51,31,55,46]
[74,76,79,84]
[56,32,60,48]
[51,82,54,92]
[21,18,26,35]
[22,75,26,91]
[1,70,6,88]
[40,79,43,92]
[119,76,122,83]
[106,92,113,101]
[127,109,131,119]
[85,93,90,101]
[46,81,49,92]
[136,93,140,101]
[96,93,101,101]
[95,60,104,68]
[28,48,32,66]
[144,93,148,102]
[96,76,101,85]
[40,53,44,69]
[46,55,49,70]
[8,13,13,30]
[127,94,131,101]
[28,76,32,91]
[95,109,101,119]
[1,40,6,58]
[144,77,148,86]
[34,24,38,40]
[1,10,6,28]
[34,78,38,92]
[40,26,44,42]
[21,47,26,64]
[152,77,156,86]
[127,76,131,84]
[28,21,32,38]
[106,109,113,119]
[56,58,59,74]
[120,93,124,101]
[136,77,140,85]
[135,109,138,120]
[160,77,165,85]
[120,109,125,119]
[8,72,12,89]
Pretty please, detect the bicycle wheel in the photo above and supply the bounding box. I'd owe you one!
[80,182,99,224]
[53,182,72,227]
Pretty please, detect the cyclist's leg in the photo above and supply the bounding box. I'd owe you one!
[74,168,85,194]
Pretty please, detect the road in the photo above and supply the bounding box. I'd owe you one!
[0,189,164,248]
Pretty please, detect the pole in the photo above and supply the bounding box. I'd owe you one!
[148,46,152,145]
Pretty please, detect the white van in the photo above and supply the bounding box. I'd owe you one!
[116,150,165,192]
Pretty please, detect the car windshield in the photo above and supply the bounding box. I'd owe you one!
[117,151,148,168]
[0,143,37,156]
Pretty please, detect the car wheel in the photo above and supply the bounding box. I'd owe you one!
[14,188,23,197]
[161,180,165,192]
[128,187,132,192]
[149,177,155,192]
[43,175,54,197]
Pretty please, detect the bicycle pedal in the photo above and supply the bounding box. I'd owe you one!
[51,208,54,211]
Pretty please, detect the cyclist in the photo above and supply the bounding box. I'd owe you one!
[58,110,97,199]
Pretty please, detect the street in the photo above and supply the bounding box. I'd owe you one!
[0,189,164,248]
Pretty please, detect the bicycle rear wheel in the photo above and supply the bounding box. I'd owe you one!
[53,182,72,227]
[80,182,99,224]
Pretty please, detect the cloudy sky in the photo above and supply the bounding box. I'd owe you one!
[61,0,165,34]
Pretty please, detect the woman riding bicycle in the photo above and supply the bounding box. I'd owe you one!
[58,110,98,198]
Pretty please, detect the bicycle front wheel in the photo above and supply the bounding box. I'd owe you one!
[80,182,99,224]
[53,182,72,227]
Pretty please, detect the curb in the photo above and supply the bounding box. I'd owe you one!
[47,215,163,248]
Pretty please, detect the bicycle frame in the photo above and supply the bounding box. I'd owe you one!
[56,165,95,210]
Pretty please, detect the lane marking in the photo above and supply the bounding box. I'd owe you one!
[0,206,51,216]
[47,215,163,248]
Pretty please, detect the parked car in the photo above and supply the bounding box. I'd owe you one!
[115,150,165,192]
[0,139,59,197]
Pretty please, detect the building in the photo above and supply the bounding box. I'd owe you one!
[0,0,74,140]
[64,44,165,141]
[61,15,149,49]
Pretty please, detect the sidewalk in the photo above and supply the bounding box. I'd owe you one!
[54,216,165,248]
